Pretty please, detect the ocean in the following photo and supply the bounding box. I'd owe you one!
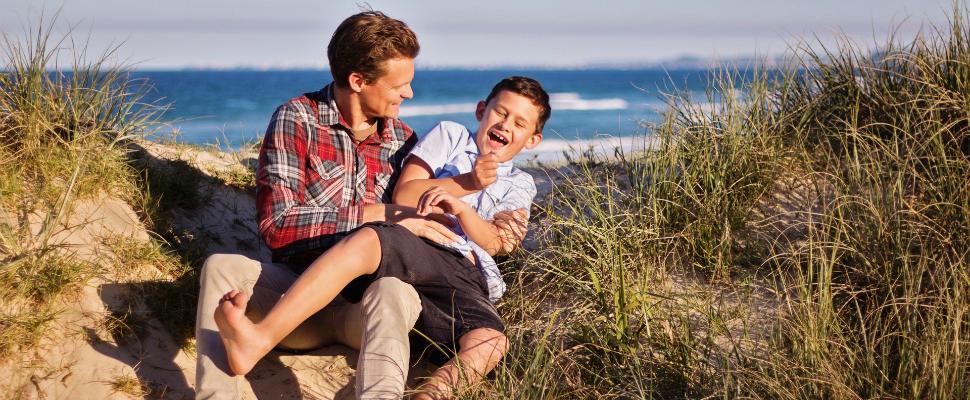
[133,69,722,160]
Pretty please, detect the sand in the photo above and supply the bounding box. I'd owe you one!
[0,142,430,399]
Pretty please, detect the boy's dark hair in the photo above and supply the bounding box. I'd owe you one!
[485,76,551,133]
[327,11,420,87]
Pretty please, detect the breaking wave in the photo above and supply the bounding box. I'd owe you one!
[398,92,628,118]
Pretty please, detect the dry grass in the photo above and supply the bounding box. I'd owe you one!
[460,5,969,399]
[1,6,968,400]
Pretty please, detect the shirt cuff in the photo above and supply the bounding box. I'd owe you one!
[339,204,364,232]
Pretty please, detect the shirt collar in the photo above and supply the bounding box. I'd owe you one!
[317,83,341,126]
[317,82,395,143]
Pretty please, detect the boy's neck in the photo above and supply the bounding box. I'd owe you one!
[333,84,379,131]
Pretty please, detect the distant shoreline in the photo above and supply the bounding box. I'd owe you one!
[126,54,793,72]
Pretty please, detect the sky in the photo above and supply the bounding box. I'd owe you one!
[0,0,957,69]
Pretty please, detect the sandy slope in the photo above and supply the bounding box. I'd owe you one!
[0,143,413,399]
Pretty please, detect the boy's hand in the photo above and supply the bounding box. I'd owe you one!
[383,204,460,245]
[493,209,528,254]
[470,152,499,189]
[417,186,470,217]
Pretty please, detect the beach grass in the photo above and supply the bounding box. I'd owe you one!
[474,5,969,399]
[1,5,968,400]
[0,17,163,360]
[0,16,212,367]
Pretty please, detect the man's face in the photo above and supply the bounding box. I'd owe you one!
[474,90,543,162]
[357,57,415,119]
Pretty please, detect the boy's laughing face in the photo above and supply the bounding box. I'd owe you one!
[474,90,543,162]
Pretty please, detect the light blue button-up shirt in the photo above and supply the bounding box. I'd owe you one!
[406,121,536,302]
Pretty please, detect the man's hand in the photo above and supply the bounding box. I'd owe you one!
[417,186,471,216]
[492,208,528,255]
[470,152,499,189]
[383,204,460,245]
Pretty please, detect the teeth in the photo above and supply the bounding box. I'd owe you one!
[489,131,509,145]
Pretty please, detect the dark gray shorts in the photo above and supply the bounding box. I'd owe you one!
[341,221,505,349]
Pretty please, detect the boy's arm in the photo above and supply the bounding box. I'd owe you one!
[398,157,533,255]
[392,155,499,206]
[416,186,507,256]
[458,208,506,256]
[491,209,528,255]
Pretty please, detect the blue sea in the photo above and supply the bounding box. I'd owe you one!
[133,69,722,158]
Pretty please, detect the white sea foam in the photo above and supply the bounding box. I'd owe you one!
[548,92,628,111]
[398,102,477,117]
[514,135,658,165]
[398,92,628,118]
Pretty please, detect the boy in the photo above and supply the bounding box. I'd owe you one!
[215,76,549,397]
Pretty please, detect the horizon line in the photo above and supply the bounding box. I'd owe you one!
[125,53,794,72]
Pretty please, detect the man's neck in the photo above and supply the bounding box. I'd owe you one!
[332,84,378,131]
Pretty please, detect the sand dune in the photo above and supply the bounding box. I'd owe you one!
[1,142,434,399]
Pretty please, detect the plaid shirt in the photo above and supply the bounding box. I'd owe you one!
[256,84,416,268]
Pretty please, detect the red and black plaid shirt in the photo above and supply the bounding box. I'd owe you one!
[256,84,416,267]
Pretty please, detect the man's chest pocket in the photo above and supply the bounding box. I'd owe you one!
[306,155,347,206]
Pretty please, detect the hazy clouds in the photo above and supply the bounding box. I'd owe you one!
[0,0,954,68]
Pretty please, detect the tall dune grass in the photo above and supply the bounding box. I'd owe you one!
[483,6,969,400]
[0,19,162,358]
[0,7,966,400]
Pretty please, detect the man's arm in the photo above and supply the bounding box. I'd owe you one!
[362,202,460,245]
[257,104,458,252]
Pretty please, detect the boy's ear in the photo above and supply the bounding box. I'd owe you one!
[525,131,543,150]
[347,72,366,93]
[475,100,487,121]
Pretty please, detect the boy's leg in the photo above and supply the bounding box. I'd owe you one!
[215,228,383,375]
[414,328,509,399]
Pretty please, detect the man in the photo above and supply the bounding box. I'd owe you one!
[195,11,526,399]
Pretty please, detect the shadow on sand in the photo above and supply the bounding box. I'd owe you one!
[89,142,440,398]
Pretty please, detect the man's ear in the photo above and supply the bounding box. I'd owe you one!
[525,131,543,149]
[475,100,487,121]
[347,72,366,93]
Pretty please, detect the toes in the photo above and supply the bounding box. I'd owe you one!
[230,291,251,307]
[218,289,244,306]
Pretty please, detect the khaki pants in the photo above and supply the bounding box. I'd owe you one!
[195,253,422,399]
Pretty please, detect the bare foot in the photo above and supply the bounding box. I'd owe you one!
[213,290,274,375]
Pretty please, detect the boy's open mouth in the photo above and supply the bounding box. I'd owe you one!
[488,130,509,146]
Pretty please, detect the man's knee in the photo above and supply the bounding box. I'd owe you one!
[200,253,257,292]
[364,277,418,302]
[362,277,422,321]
